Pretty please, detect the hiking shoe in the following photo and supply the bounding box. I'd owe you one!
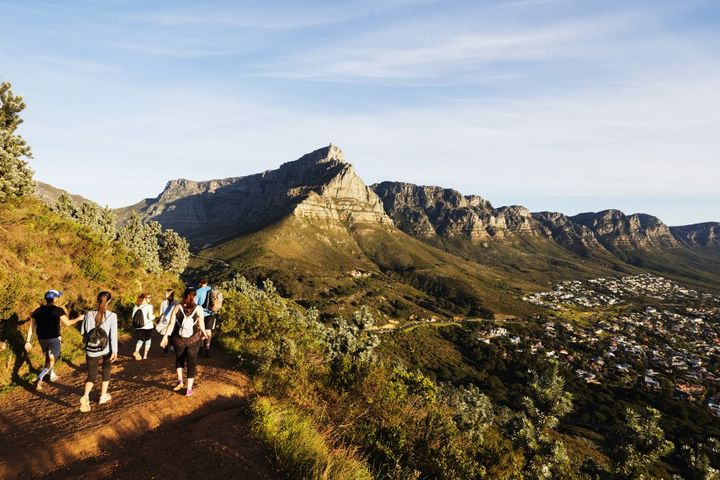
[186,389,194,397]
[35,379,44,392]
[173,381,184,392]
[99,393,112,405]
[49,371,59,382]
[133,351,142,361]
[80,395,91,413]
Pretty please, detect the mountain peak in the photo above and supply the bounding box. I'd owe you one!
[292,143,346,167]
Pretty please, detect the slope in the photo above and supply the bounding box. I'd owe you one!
[0,196,177,389]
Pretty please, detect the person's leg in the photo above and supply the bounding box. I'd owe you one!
[142,331,152,359]
[99,353,112,402]
[204,330,213,357]
[185,344,200,394]
[174,343,186,389]
[48,338,60,380]
[133,333,143,360]
[81,355,98,412]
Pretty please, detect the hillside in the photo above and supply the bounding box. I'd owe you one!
[119,145,720,322]
[0,197,178,389]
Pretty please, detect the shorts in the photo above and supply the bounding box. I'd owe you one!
[205,314,218,331]
[135,329,153,342]
[39,337,61,360]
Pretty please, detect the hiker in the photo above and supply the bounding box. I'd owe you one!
[156,289,176,355]
[195,278,223,357]
[24,289,82,391]
[79,291,118,412]
[159,288,207,397]
[131,293,155,360]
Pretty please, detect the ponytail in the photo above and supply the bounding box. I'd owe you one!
[181,288,197,315]
[136,293,148,306]
[95,291,112,324]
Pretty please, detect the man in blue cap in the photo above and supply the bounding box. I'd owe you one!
[25,289,82,391]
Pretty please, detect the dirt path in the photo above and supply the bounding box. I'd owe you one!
[0,336,279,479]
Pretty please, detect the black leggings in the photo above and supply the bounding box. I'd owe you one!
[173,341,200,378]
[86,353,112,383]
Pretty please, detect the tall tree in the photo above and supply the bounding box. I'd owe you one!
[158,229,190,275]
[0,82,34,202]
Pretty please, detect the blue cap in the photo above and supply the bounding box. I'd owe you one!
[44,290,62,300]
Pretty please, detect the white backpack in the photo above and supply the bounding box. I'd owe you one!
[177,308,198,338]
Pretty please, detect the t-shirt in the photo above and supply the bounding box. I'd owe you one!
[80,310,118,357]
[31,304,66,340]
[195,286,212,316]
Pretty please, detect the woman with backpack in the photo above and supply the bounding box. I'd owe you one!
[156,289,176,355]
[132,293,155,361]
[79,291,118,413]
[159,288,207,397]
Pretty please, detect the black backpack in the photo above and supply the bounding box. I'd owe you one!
[84,314,109,354]
[132,307,146,329]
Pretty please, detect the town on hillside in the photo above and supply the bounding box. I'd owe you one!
[471,274,720,416]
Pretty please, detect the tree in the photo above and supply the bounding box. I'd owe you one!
[681,439,720,480]
[158,229,190,275]
[608,406,674,480]
[52,193,117,242]
[0,82,34,202]
[117,213,161,273]
[506,359,575,480]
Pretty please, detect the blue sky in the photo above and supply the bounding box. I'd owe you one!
[1,0,719,225]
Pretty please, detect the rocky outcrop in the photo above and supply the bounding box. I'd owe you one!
[372,182,546,241]
[532,211,607,254]
[671,223,720,247]
[570,210,679,251]
[119,145,392,247]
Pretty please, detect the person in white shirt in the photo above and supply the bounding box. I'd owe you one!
[132,293,155,360]
[79,291,118,412]
[156,289,176,355]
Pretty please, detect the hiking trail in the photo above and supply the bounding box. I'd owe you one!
[0,338,278,479]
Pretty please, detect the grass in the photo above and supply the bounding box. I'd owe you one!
[251,397,373,480]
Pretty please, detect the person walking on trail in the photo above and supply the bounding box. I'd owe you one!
[195,278,223,358]
[132,293,155,360]
[79,291,118,413]
[156,289,176,355]
[159,288,207,397]
[24,289,82,391]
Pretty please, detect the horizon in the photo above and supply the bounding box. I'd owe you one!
[2,0,719,224]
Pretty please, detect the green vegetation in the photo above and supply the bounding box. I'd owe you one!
[215,275,697,479]
[0,198,180,389]
[0,82,34,202]
[251,397,373,480]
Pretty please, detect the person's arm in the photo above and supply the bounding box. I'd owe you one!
[109,314,118,361]
[197,307,208,338]
[60,314,83,326]
[160,305,180,348]
[148,304,155,323]
[24,317,36,352]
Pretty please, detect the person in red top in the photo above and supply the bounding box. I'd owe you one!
[25,289,82,391]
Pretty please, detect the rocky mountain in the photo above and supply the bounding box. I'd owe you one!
[372,182,543,241]
[118,145,391,248]
[118,144,720,318]
[570,210,679,252]
[671,223,720,247]
[34,181,88,205]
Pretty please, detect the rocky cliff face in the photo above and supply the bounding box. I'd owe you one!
[121,145,392,247]
[372,182,545,241]
[570,210,679,251]
[531,211,607,254]
[671,223,720,247]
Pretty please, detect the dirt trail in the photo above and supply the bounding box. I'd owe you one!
[0,337,278,479]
